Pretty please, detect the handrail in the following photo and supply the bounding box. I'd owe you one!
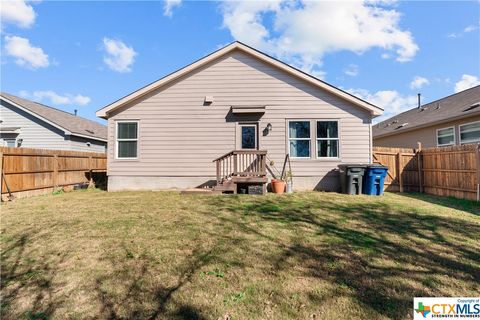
[213,150,268,183]
[212,150,267,162]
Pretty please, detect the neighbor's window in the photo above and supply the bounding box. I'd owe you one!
[459,121,480,144]
[317,121,339,158]
[117,122,138,158]
[3,138,17,147]
[289,121,310,158]
[437,127,454,146]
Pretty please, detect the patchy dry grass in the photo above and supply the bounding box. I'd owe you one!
[1,190,479,319]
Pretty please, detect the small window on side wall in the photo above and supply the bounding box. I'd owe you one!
[317,121,339,158]
[437,127,454,146]
[117,122,138,159]
[459,121,480,144]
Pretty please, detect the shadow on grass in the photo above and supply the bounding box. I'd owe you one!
[206,194,480,319]
[398,192,480,216]
[1,192,478,319]
[1,228,68,319]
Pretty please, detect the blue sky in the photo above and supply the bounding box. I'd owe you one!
[1,0,479,124]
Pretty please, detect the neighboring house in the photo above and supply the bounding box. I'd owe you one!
[96,41,383,192]
[373,86,480,148]
[1,92,107,152]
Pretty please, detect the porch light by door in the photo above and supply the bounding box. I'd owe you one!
[266,123,273,132]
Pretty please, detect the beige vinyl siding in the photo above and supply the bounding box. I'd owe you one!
[107,51,371,182]
[373,114,480,148]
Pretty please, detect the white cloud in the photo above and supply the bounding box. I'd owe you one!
[348,88,418,123]
[4,35,49,68]
[21,90,91,106]
[344,64,359,77]
[102,37,137,73]
[409,76,429,90]
[454,74,480,93]
[0,0,36,28]
[221,0,418,75]
[447,22,479,38]
[464,24,478,33]
[164,0,182,17]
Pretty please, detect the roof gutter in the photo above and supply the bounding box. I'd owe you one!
[68,132,108,143]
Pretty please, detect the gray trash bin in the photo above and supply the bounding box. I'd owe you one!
[338,164,367,195]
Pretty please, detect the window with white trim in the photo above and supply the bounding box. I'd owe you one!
[3,138,17,147]
[116,122,138,158]
[317,121,339,158]
[437,127,455,146]
[288,121,310,158]
[460,121,480,144]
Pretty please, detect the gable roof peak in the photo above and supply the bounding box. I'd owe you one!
[96,42,383,118]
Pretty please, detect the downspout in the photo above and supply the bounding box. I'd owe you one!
[369,117,373,164]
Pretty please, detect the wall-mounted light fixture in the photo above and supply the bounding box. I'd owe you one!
[266,123,273,132]
[17,138,23,147]
[204,96,214,105]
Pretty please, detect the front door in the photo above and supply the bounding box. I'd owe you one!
[239,123,258,149]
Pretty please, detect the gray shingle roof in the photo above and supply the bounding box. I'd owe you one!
[373,86,480,138]
[1,92,107,141]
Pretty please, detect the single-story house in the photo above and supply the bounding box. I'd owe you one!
[1,92,107,152]
[96,41,383,192]
[373,86,480,148]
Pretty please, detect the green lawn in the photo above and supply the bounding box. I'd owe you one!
[1,190,479,319]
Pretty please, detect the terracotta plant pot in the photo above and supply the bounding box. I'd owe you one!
[271,179,286,194]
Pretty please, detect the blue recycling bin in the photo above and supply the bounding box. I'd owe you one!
[363,165,388,195]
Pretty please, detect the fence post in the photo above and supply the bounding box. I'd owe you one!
[417,142,423,193]
[476,144,480,202]
[0,151,3,199]
[88,156,94,188]
[397,151,404,193]
[53,154,58,189]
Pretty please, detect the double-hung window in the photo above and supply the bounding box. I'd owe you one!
[459,121,480,144]
[116,121,138,159]
[317,121,339,158]
[288,121,311,158]
[437,127,455,146]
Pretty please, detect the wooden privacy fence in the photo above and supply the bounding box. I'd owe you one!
[0,147,107,200]
[373,144,480,201]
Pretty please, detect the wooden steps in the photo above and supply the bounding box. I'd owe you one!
[213,180,236,193]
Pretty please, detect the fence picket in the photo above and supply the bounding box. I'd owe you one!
[373,144,479,201]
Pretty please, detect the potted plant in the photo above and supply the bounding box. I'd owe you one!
[269,160,286,194]
[271,178,286,194]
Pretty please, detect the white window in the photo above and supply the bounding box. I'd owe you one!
[437,127,455,146]
[116,121,138,159]
[288,121,311,158]
[317,121,339,158]
[3,138,17,147]
[460,121,480,144]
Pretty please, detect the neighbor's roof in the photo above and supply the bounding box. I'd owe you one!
[1,92,107,142]
[373,85,480,139]
[96,41,383,118]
